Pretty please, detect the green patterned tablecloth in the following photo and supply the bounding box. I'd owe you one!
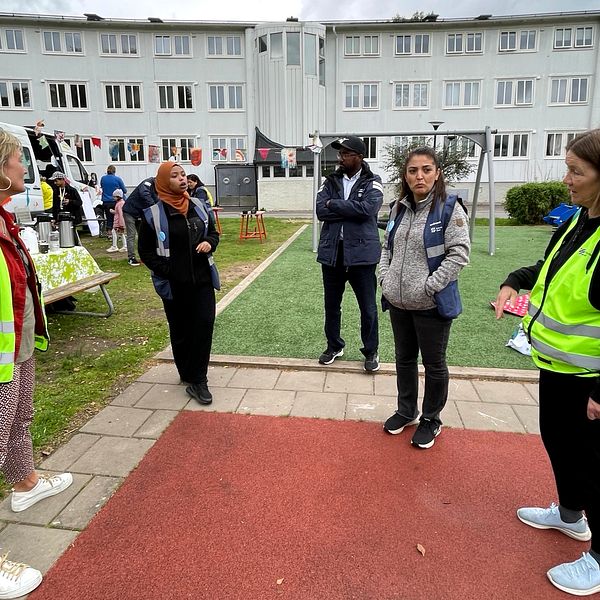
[32,246,102,293]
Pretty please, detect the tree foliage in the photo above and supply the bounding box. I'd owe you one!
[383,138,476,195]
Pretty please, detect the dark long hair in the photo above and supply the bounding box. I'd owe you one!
[187,173,202,188]
[399,146,447,210]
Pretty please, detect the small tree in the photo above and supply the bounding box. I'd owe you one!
[384,137,476,196]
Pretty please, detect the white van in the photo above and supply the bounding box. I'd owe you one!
[0,121,93,216]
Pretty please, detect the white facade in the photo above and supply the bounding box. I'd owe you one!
[0,10,598,210]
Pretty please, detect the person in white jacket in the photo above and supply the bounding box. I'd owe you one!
[379,146,470,449]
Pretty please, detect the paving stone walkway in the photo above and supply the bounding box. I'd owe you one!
[0,354,540,586]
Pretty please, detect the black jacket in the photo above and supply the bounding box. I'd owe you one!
[315,162,384,267]
[138,200,219,286]
[123,177,158,219]
[51,183,83,225]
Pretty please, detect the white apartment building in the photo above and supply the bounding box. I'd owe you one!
[0,10,598,210]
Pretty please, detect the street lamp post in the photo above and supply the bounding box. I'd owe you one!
[428,120,444,153]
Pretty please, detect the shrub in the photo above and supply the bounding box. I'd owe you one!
[503,181,570,225]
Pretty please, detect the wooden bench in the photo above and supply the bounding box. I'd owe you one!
[43,271,120,317]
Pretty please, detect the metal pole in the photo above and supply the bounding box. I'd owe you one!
[309,130,323,253]
[469,152,485,242]
[485,125,497,256]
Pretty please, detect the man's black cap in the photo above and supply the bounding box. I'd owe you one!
[331,136,366,155]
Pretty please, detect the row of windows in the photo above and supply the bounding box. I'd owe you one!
[343,26,594,57]
[64,136,248,164]
[344,77,589,110]
[0,28,243,57]
[0,80,246,111]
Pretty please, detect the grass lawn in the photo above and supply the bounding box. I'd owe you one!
[212,224,552,369]
[30,216,306,455]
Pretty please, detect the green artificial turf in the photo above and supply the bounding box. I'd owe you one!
[212,224,552,369]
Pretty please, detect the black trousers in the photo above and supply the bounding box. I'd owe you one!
[162,280,215,384]
[321,244,378,357]
[539,369,600,552]
[389,306,452,426]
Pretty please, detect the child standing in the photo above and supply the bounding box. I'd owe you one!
[106,189,127,253]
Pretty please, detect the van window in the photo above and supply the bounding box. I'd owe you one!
[65,154,89,184]
[21,147,35,184]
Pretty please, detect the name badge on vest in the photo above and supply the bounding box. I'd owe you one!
[429,220,443,234]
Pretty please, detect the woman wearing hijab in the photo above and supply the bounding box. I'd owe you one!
[138,162,220,405]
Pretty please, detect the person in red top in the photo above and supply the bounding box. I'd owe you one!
[0,128,73,599]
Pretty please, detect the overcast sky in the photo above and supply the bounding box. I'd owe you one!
[2,0,598,22]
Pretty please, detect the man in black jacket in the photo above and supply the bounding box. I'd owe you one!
[123,177,158,266]
[49,171,83,225]
[316,136,384,372]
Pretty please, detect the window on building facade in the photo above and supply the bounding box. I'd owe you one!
[0,29,25,52]
[362,137,377,159]
[42,31,83,54]
[449,32,485,54]
[550,77,589,104]
[64,137,94,162]
[157,84,193,110]
[104,83,142,110]
[270,32,283,59]
[155,35,191,56]
[100,33,137,55]
[108,138,145,162]
[345,35,360,55]
[258,35,267,52]
[393,135,430,147]
[155,35,171,55]
[318,37,325,85]
[494,133,529,158]
[495,79,533,106]
[443,136,478,158]
[344,83,378,109]
[160,137,195,161]
[48,82,88,109]
[545,132,578,157]
[499,30,535,52]
[287,31,300,66]
[208,84,243,110]
[394,82,429,108]
[554,26,593,49]
[0,80,31,109]
[207,35,242,56]
[210,137,247,162]
[304,33,317,76]
[363,35,379,55]
[444,81,480,107]
[395,33,430,55]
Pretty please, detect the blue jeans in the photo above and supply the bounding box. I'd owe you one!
[389,306,452,426]
[321,245,378,357]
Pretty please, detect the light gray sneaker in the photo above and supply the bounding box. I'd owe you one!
[517,502,591,541]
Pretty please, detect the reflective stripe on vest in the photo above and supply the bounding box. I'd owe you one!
[522,211,600,375]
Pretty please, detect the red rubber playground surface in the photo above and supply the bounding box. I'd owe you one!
[31,412,583,599]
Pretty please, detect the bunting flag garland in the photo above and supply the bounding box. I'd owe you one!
[74,134,83,148]
[212,149,221,160]
[131,143,140,153]
[235,148,246,162]
[149,145,160,163]
[54,130,65,142]
[38,135,49,150]
[257,148,270,160]
[190,148,202,166]
[91,137,101,148]
[109,140,120,160]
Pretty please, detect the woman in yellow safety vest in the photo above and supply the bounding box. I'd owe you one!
[0,128,73,598]
[496,129,600,597]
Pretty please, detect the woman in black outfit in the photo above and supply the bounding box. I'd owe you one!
[138,162,220,405]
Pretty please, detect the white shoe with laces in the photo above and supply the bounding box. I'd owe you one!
[106,246,119,253]
[11,473,73,513]
[0,551,42,599]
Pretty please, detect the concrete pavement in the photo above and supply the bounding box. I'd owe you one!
[0,353,539,584]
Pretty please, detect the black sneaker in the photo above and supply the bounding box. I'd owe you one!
[411,418,442,449]
[318,348,344,365]
[186,382,213,405]
[128,258,141,266]
[364,353,380,372]
[383,413,420,435]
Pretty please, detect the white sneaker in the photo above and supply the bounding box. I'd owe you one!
[118,247,127,253]
[106,246,119,253]
[0,551,42,599]
[11,473,73,513]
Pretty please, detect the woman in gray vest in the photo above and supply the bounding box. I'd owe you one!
[379,147,470,449]
[138,162,220,405]
[495,129,600,597]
